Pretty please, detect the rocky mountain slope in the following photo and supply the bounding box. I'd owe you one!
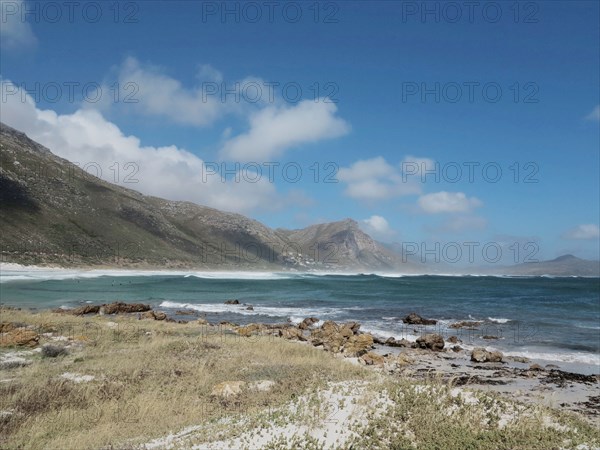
[0,123,412,271]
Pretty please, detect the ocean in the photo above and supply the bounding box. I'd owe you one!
[1,265,599,370]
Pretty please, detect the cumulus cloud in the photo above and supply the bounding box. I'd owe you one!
[400,155,436,180]
[585,105,600,122]
[418,191,482,214]
[111,57,235,127]
[0,80,284,214]
[0,0,37,51]
[219,100,350,161]
[360,215,395,240]
[338,157,422,201]
[562,224,600,240]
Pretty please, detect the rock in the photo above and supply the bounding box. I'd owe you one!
[153,311,167,320]
[246,306,254,311]
[470,348,503,363]
[511,356,531,363]
[0,329,39,347]
[397,352,414,365]
[415,334,445,351]
[482,335,499,340]
[321,320,340,334]
[343,321,361,334]
[385,337,412,348]
[236,323,263,337]
[339,326,354,339]
[452,345,462,352]
[70,305,101,316]
[447,336,460,344]
[211,381,246,398]
[140,311,166,320]
[529,363,544,371]
[323,333,345,353]
[224,300,240,305]
[280,327,305,341]
[0,322,16,333]
[41,343,68,358]
[360,351,385,366]
[298,317,319,330]
[373,336,386,345]
[310,321,341,347]
[175,310,196,316]
[403,313,437,325]
[449,321,482,329]
[101,302,151,314]
[343,333,374,357]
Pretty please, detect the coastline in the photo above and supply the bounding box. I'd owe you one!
[2,263,599,374]
[1,304,599,448]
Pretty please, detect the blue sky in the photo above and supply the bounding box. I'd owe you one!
[1,0,599,263]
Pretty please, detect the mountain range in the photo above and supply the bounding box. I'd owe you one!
[1,122,598,276]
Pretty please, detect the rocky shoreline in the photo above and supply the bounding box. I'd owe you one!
[2,303,599,422]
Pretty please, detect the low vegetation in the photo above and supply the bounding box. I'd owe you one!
[1,308,598,449]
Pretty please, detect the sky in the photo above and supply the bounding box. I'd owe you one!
[1,0,599,264]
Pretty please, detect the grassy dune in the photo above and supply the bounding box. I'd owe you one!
[1,308,599,449]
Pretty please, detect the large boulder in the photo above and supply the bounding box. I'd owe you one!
[281,327,305,341]
[0,329,39,347]
[385,337,413,348]
[224,299,240,305]
[343,333,374,357]
[403,313,437,325]
[140,310,166,320]
[323,332,345,353]
[236,323,263,337]
[415,334,445,351]
[360,351,385,366]
[470,347,503,363]
[298,317,319,330]
[70,305,101,316]
[101,302,151,314]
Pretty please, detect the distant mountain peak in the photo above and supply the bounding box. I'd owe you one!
[551,254,579,262]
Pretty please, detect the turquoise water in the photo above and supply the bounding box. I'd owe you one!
[1,271,599,366]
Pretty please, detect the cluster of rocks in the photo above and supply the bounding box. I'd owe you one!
[234,319,375,358]
[52,302,192,323]
[224,299,254,310]
[54,302,152,316]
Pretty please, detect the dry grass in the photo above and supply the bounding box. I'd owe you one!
[1,308,599,449]
[0,308,371,449]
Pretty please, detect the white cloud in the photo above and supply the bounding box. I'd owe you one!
[0,80,284,215]
[0,0,37,50]
[361,215,395,240]
[219,100,350,161]
[418,191,482,214]
[338,157,422,200]
[196,64,223,83]
[111,57,238,127]
[401,155,436,180]
[562,224,600,240]
[585,105,600,122]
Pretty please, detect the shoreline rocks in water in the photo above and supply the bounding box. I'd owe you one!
[403,313,437,325]
[55,302,152,316]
